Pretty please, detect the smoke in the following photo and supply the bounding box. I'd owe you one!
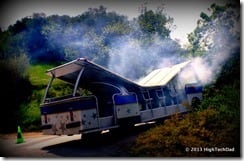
[41,11,185,81]
[42,4,239,87]
[178,18,240,86]
[108,35,184,80]
[108,14,240,87]
[107,29,239,87]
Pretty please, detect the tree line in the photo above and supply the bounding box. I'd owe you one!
[0,5,180,64]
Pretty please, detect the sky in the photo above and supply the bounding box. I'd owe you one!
[0,0,238,46]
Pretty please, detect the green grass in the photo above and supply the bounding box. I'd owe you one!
[27,64,54,87]
[20,63,74,131]
[20,64,55,131]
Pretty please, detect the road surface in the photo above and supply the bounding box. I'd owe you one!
[0,124,154,157]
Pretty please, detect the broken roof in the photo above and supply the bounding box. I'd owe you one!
[137,61,191,87]
[46,58,190,91]
[46,58,140,93]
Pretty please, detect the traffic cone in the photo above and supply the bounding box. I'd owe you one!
[16,125,24,144]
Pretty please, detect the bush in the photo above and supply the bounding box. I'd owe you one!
[130,84,240,157]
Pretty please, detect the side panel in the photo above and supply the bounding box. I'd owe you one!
[140,110,153,121]
[40,96,99,135]
[80,108,99,131]
[140,105,188,122]
[41,110,81,135]
[139,85,190,122]
[113,93,140,119]
[185,83,203,105]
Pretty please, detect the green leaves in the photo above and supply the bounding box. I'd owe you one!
[137,9,172,39]
[200,12,210,22]
[187,3,240,57]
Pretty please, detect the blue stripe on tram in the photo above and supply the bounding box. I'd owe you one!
[114,94,137,105]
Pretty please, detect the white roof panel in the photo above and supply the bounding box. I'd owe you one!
[137,61,190,87]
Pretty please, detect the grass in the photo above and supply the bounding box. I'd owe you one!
[27,64,54,87]
[20,63,74,131]
[20,64,54,131]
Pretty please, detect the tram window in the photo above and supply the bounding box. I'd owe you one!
[163,87,173,106]
[156,89,164,98]
[142,91,151,100]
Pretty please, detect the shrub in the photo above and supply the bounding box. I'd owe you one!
[130,85,240,157]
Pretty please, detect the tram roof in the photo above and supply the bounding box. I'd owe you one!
[46,58,190,91]
[137,61,190,87]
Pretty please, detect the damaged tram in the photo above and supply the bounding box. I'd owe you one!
[40,58,202,136]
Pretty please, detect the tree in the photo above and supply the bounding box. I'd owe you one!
[187,2,240,57]
[137,3,173,39]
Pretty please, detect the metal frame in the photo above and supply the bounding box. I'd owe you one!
[91,82,122,92]
[91,81,122,125]
[73,67,85,97]
[155,87,166,108]
[141,89,153,110]
[42,73,55,103]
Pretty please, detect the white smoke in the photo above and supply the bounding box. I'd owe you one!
[43,4,239,87]
[107,4,240,86]
[108,30,239,86]
[108,35,184,80]
[179,24,240,86]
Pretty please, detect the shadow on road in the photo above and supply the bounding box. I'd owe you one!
[42,123,157,157]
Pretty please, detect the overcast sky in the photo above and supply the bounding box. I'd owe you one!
[0,0,237,45]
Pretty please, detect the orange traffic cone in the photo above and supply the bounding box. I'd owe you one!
[16,125,24,144]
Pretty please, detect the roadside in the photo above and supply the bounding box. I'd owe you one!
[0,124,154,157]
[0,132,59,157]
[0,131,43,139]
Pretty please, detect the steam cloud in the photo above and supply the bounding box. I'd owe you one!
[107,8,240,86]
[179,16,240,86]
[108,30,239,86]
[108,35,183,81]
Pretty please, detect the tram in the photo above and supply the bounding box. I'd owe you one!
[40,58,202,136]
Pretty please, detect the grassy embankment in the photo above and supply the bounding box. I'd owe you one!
[21,63,74,131]
[19,64,53,131]
[20,63,82,131]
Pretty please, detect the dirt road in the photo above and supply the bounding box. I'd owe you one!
[0,124,154,157]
